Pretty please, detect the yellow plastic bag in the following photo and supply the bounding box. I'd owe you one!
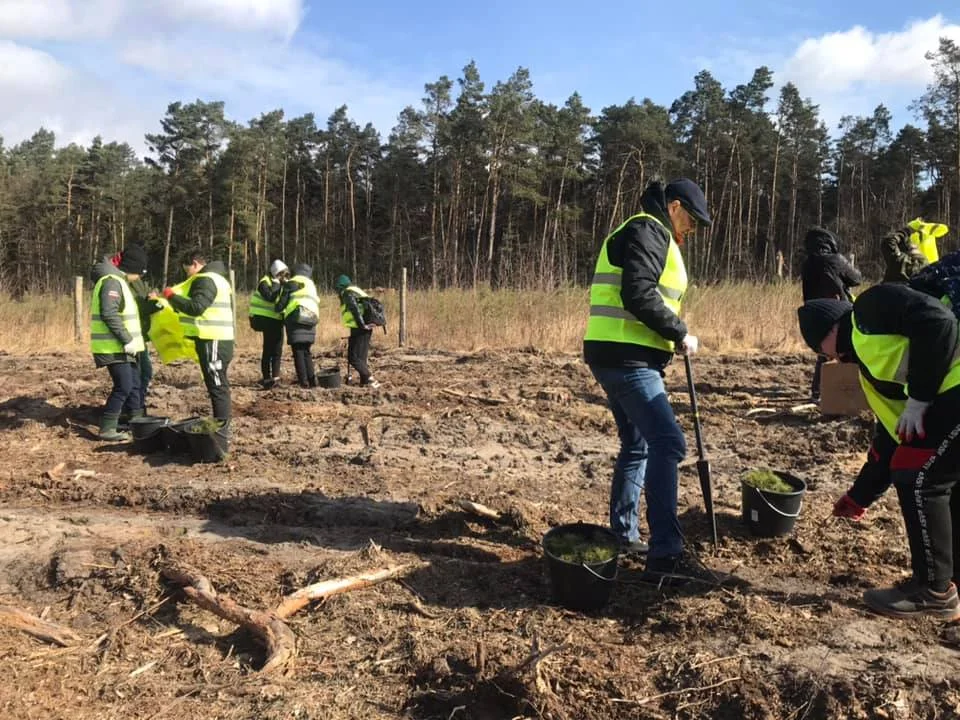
[908,218,948,264]
[149,299,198,364]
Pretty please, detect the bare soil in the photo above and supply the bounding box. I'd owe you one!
[0,346,957,719]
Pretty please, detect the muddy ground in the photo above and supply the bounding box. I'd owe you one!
[0,345,957,719]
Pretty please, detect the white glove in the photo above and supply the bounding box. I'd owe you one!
[895,397,931,442]
[122,340,139,355]
[680,334,699,355]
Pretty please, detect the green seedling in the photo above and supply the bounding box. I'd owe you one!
[545,530,617,564]
[743,468,794,493]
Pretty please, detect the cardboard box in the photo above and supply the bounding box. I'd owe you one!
[820,360,871,416]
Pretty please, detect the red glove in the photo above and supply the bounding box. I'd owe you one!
[162,287,176,299]
[833,493,866,521]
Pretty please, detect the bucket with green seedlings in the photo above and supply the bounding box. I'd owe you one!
[182,417,230,464]
[542,522,619,611]
[741,468,807,537]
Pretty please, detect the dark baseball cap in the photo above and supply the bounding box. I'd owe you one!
[665,178,711,226]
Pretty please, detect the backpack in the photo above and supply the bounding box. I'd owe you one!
[909,250,960,318]
[361,296,387,331]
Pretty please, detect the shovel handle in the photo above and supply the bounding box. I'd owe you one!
[682,353,707,459]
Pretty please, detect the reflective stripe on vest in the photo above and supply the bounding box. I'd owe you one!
[249,275,282,320]
[282,275,320,319]
[583,212,688,353]
[340,285,369,329]
[90,275,145,355]
[852,312,960,442]
[176,271,235,340]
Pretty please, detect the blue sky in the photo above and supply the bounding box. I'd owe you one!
[0,1,958,155]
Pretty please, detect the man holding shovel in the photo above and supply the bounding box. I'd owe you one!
[797,285,960,621]
[583,178,717,586]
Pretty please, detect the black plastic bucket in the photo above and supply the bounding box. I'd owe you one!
[130,416,170,453]
[316,367,341,389]
[162,416,200,455]
[542,522,619,611]
[741,471,807,537]
[183,418,230,463]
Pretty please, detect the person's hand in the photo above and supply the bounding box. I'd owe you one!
[147,291,159,300]
[162,287,176,300]
[895,397,931,443]
[679,334,699,355]
[363,324,374,331]
[122,340,139,355]
[833,493,866,521]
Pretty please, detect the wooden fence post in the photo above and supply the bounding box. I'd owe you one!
[399,267,407,347]
[74,276,83,345]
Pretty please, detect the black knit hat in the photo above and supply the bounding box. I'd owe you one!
[118,244,148,275]
[797,299,853,352]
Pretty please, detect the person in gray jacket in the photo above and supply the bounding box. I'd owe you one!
[89,257,146,441]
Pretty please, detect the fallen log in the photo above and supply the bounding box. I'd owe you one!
[161,564,296,674]
[0,604,81,647]
[274,564,416,619]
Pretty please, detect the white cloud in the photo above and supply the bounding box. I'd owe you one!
[0,0,126,40]
[146,0,304,37]
[0,0,428,152]
[781,15,960,94]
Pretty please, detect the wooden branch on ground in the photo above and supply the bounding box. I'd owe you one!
[274,564,416,619]
[441,388,509,405]
[161,564,296,674]
[745,403,818,421]
[0,604,81,647]
[457,499,502,521]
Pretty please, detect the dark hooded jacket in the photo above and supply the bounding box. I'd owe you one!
[278,263,317,345]
[89,261,138,368]
[800,228,861,302]
[582,181,687,370]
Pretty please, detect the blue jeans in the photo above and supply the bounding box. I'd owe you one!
[589,365,687,559]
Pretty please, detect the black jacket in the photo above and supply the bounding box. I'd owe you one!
[90,261,137,367]
[842,283,959,403]
[278,264,317,345]
[167,261,231,318]
[800,228,861,302]
[583,182,686,370]
[340,287,368,333]
[167,261,234,347]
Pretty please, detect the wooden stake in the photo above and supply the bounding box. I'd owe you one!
[0,604,81,647]
[399,266,407,347]
[274,564,414,619]
[457,499,502,521]
[74,276,83,344]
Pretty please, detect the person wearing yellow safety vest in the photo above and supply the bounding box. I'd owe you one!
[151,249,235,424]
[797,285,960,621]
[583,178,716,587]
[881,217,948,282]
[277,263,320,388]
[89,256,146,441]
[250,259,289,389]
[335,274,379,388]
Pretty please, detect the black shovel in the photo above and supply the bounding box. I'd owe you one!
[682,352,719,547]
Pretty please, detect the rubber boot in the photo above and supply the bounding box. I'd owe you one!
[99,413,131,441]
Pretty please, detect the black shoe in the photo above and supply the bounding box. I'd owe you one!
[259,378,277,390]
[863,579,960,621]
[642,552,722,589]
[619,539,649,556]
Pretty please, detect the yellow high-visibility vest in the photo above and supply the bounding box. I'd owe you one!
[852,312,960,442]
[249,274,282,321]
[340,285,368,329]
[172,272,235,341]
[583,212,688,353]
[282,275,320,320]
[907,218,948,264]
[90,275,144,355]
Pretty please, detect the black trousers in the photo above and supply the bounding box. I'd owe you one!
[857,387,960,590]
[259,320,284,381]
[348,328,373,384]
[105,361,142,416]
[291,343,316,387]
[196,338,233,422]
